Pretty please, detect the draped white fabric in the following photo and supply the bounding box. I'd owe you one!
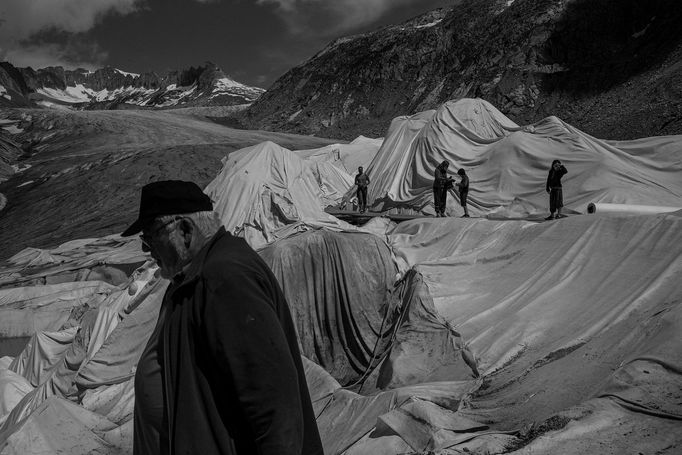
[364,98,682,217]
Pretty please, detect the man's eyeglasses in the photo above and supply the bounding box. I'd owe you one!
[139,217,181,249]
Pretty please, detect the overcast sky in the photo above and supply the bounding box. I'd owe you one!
[0,0,452,88]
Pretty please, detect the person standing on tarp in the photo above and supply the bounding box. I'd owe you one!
[546,159,568,220]
[433,160,453,217]
[456,168,470,218]
[123,180,323,455]
[354,166,370,213]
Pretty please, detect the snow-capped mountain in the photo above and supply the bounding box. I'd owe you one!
[0,62,264,110]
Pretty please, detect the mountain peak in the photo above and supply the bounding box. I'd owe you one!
[0,61,264,110]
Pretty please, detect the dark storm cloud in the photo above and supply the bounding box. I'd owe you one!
[256,0,444,37]
[0,0,452,86]
[0,0,145,68]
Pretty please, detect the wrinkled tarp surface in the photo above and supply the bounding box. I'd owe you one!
[0,262,163,448]
[364,98,682,218]
[259,230,401,385]
[0,236,150,340]
[387,211,682,453]
[0,231,481,454]
[296,135,383,174]
[304,357,516,454]
[0,282,115,338]
[206,140,368,250]
[0,235,147,289]
[259,230,474,387]
[1,98,681,454]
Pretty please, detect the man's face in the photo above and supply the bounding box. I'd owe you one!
[553,162,561,170]
[140,217,188,278]
[358,167,363,173]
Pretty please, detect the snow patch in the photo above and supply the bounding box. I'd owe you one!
[632,17,655,38]
[115,68,140,78]
[37,85,91,103]
[32,75,262,109]
[288,109,303,122]
[37,84,156,105]
[213,77,246,92]
[208,78,264,100]
[11,164,32,173]
[64,84,96,101]
[333,37,353,46]
[0,119,23,134]
[155,85,198,107]
[16,180,34,188]
[414,18,443,29]
[93,88,111,101]
[2,124,23,134]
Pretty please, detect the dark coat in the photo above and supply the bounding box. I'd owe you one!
[433,167,450,189]
[546,165,567,191]
[458,175,469,192]
[160,227,323,455]
[354,172,370,188]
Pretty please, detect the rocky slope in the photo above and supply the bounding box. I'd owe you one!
[239,0,682,140]
[0,62,264,110]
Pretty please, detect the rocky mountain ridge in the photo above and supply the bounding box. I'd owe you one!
[0,61,264,110]
[238,0,682,140]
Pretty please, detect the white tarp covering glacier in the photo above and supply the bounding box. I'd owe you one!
[364,98,682,218]
[0,99,681,454]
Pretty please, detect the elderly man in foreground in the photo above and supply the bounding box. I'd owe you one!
[122,180,323,455]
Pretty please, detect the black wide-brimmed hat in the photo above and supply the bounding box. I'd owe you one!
[121,180,213,237]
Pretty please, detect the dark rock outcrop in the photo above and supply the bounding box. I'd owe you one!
[239,0,682,140]
[65,66,137,91]
[0,134,22,183]
[0,63,33,107]
[241,8,451,138]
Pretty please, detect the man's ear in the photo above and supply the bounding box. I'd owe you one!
[178,218,194,247]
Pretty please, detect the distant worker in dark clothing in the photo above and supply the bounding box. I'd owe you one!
[355,166,370,213]
[433,160,454,217]
[456,168,470,218]
[123,180,323,455]
[546,159,568,220]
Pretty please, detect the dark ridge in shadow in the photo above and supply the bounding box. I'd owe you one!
[544,0,682,94]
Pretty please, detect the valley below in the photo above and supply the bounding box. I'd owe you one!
[0,108,339,260]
